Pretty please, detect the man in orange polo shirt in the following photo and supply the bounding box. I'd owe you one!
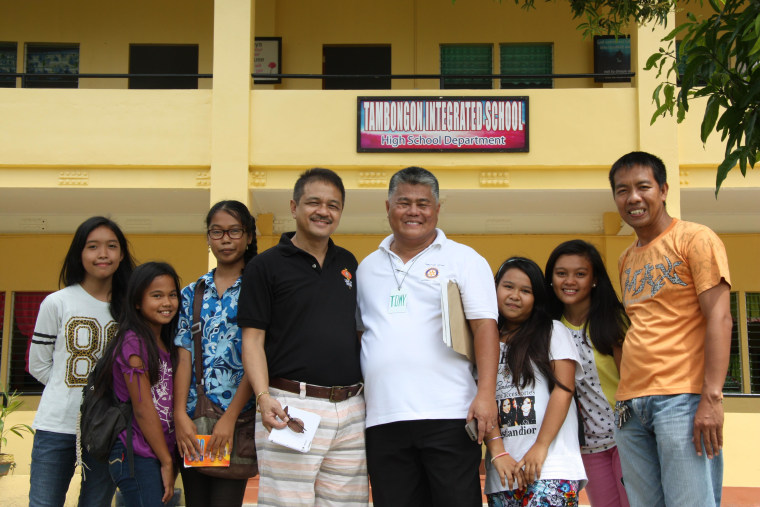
[609,151,732,507]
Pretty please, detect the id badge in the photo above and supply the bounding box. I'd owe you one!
[388,288,408,313]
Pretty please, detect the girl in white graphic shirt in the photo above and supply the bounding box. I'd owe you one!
[29,216,135,507]
[483,257,586,507]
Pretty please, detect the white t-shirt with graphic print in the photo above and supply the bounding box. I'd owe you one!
[485,320,587,494]
[29,284,117,434]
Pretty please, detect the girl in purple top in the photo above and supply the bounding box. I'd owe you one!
[95,262,180,506]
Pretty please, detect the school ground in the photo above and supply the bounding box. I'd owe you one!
[240,465,760,507]
[1,463,758,506]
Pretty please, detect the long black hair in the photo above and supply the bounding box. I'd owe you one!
[94,262,180,394]
[495,257,570,394]
[544,240,628,356]
[206,200,258,265]
[59,216,136,320]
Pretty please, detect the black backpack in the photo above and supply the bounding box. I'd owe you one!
[80,355,134,475]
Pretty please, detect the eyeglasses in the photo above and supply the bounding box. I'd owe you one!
[283,406,305,434]
[207,228,245,240]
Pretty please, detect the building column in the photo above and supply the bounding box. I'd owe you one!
[209,0,254,266]
[633,9,681,217]
[210,0,254,205]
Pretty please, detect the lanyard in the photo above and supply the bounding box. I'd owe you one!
[387,249,426,291]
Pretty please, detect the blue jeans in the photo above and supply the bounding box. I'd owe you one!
[29,429,115,507]
[108,440,166,507]
[614,394,723,507]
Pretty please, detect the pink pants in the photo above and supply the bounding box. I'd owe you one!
[581,446,630,507]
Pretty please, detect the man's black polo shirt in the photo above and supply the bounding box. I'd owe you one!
[238,232,361,386]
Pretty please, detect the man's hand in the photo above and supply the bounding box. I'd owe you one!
[693,394,724,458]
[467,393,498,444]
[694,281,731,459]
[257,394,289,432]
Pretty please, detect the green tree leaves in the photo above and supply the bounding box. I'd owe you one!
[644,0,760,194]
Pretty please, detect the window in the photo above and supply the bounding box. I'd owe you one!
[0,292,5,369]
[322,46,391,90]
[500,43,552,89]
[129,44,199,89]
[725,291,760,395]
[440,44,492,89]
[0,43,17,88]
[24,43,79,88]
[9,292,50,394]
[725,292,743,393]
[747,292,760,393]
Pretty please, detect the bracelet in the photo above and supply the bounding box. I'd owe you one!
[490,451,509,463]
[487,435,502,443]
[255,391,270,405]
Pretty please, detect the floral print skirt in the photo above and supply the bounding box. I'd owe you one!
[487,479,580,507]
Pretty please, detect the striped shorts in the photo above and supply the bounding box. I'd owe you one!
[255,386,369,507]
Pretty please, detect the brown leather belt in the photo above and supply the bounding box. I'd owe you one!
[269,377,364,403]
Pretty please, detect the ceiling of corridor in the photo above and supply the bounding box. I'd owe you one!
[1,186,759,237]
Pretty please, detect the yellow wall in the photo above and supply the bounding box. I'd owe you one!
[0,234,208,292]
[0,0,214,90]
[0,0,730,176]
[0,0,605,93]
[263,0,599,90]
[0,90,211,168]
[250,89,639,169]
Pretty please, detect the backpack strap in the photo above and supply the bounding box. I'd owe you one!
[192,279,206,396]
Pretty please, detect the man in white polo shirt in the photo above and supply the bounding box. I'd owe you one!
[357,166,500,507]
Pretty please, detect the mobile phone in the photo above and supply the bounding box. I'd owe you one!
[465,419,478,441]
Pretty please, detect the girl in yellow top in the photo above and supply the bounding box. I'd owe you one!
[545,240,630,507]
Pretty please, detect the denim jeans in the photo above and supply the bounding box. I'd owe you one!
[614,394,723,507]
[108,440,166,507]
[29,429,115,507]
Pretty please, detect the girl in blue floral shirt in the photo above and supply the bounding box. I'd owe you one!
[174,200,258,507]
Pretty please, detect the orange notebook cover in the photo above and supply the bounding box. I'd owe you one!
[182,435,231,468]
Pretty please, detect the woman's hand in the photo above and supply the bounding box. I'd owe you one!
[208,411,236,460]
[491,452,523,490]
[174,411,201,461]
[517,442,549,484]
[160,460,176,504]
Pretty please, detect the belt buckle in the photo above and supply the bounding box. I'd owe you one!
[329,386,343,403]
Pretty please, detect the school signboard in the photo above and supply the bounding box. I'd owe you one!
[357,96,529,153]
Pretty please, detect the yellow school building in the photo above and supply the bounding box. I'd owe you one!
[1,0,758,502]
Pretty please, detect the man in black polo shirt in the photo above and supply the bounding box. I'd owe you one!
[239,168,367,507]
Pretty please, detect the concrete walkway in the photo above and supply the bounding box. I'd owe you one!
[241,466,760,506]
